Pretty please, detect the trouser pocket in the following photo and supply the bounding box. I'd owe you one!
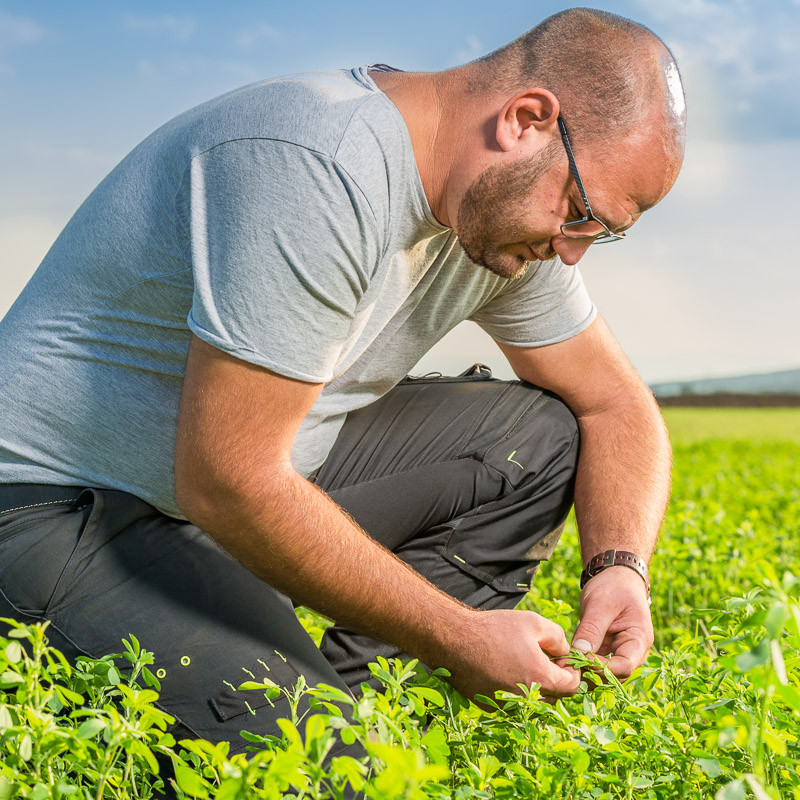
[0,498,93,616]
[440,391,580,594]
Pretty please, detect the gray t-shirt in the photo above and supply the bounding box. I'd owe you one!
[0,66,596,518]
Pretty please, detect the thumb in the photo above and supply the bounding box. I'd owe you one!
[572,608,614,655]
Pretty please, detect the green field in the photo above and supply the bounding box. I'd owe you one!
[1,409,799,799]
[663,407,800,445]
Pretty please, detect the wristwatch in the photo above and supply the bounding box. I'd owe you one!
[580,549,650,596]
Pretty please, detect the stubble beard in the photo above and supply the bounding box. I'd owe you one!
[455,141,560,280]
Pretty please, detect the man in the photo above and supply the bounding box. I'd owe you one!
[0,8,684,750]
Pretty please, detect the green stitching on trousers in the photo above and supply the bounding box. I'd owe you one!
[507,450,524,469]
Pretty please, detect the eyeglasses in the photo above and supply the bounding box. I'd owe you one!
[557,116,626,244]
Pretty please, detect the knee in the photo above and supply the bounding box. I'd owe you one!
[537,391,580,472]
[482,387,579,490]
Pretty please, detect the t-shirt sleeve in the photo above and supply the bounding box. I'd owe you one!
[469,257,597,347]
[183,138,381,382]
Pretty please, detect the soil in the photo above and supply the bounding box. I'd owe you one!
[656,393,800,407]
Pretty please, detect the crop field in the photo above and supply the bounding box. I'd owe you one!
[1,408,799,799]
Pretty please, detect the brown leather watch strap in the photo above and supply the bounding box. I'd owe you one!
[580,549,650,595]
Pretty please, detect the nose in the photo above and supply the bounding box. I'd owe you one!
[552,235,593,266]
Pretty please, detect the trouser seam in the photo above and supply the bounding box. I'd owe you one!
[0,499,78,519]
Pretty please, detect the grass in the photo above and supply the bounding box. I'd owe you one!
[1,408,799,798]
[662,407,800,445]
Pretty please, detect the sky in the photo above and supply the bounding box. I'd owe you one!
[1,0,798,383]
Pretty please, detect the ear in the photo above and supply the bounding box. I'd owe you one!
[496,88,560,153]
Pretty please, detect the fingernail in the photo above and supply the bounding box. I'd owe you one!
[572,638,592,652]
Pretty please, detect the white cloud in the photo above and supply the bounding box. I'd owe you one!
[123,14,196,42]
[634,0,800,139]
[449,35,484,67]
[235,23,283,49]
[0,10,44,48]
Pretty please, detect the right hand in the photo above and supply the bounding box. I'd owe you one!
[442,608,581,702]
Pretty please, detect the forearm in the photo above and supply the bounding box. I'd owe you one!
[179,466,475,671]
[574,388,671,565]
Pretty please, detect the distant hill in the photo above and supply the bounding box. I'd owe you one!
[651,368,800,399]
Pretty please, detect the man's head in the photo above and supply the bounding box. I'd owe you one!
[445,8,687,279]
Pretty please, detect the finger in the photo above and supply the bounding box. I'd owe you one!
[536,616,572,659]
[605,635,651,680]
[572,614,612,655]
[536,656,581,698]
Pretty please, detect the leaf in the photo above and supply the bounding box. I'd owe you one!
[106,665,121,685]
[408,686,445,707]
[304,714,328,748]
[310,683,356,705]
[77,718,106,739]
[174,763,210,798]
[55,684,85,706]
[0,776,14,800]
[702,698,734,711]
[697,757,722,778]
[775,683,800,712]
[18,732,33,761]
[129,739,160,773]
[764,602,787,639]
[421,726,450,763]
[277,718,303,749]
[735,640,770,672]
[142,666,161,690]
[4,642,22,664]
[571,749,590,774]
[0,705,13,730]
[593,725,616,745]
[331,755,367,790]
[715,779,745,800]
[763,727,787,756]
[237,679,280,697]
[0,671,24,688]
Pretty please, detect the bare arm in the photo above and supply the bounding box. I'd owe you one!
[174,335,580,699]
[496,315,671,677]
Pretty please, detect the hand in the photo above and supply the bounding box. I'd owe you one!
[443,608,581,702]
[570,565,654,680]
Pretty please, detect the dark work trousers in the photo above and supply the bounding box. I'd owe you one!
[0,370,579,755]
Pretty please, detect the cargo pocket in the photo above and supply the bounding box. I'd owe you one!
[208,651,301,724]
[440,391,578,595]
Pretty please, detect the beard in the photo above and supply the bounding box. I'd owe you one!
[456,140,561,280]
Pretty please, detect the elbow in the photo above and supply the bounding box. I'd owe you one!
[174,450,294,531]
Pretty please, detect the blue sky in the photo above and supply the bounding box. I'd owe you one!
[2,0,798,382]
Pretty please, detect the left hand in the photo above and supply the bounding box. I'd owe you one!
[569,565,654,680]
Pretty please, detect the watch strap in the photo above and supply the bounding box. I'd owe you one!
[580,549,650,594]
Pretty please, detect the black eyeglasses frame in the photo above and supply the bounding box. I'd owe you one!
[557,116,626,244]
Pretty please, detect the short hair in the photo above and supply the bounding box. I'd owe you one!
[476,8,685,149]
